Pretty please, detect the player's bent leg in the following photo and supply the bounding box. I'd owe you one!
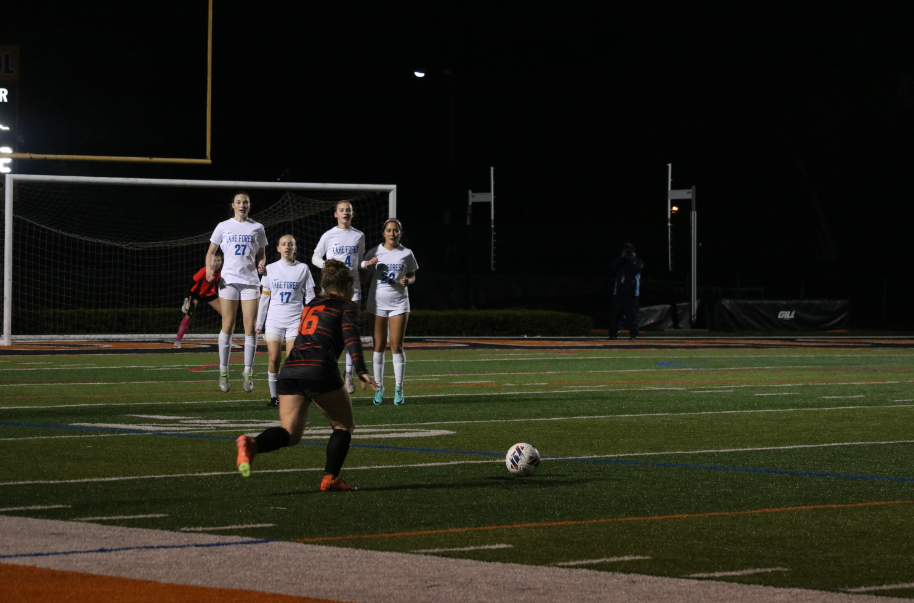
[311,387,355,432]
[319,430,358,492]
[278,393,311,446]
[311,386,357,490]
[208,297,223,316]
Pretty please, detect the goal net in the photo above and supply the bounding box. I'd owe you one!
[1,175,396,344]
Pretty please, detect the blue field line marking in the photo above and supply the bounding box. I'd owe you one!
[0,538,276,560]
[555,456,914,483]
[656,360,708,369]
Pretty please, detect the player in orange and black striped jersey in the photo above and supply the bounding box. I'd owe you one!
[174,248,226,348]
[234,260,377,492]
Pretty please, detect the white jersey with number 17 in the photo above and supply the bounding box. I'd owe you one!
[256,260,316,331]
[313,226,365,301]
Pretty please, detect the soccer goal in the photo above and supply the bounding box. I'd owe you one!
[1,175,396,345]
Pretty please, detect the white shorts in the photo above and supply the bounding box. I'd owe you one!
[219,281,260,301]
[263,324,298,343]
[369,306,410,318]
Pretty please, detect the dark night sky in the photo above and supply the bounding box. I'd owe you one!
[3,2,914,291]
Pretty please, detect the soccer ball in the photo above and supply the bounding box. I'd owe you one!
[505,442,541,477]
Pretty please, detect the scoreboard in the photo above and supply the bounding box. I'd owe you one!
[0,45,18,173]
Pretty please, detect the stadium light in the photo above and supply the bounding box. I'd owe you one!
[671,205,679,214]
[414,71,426,78]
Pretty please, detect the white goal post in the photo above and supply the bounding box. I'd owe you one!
[2,174,397,345]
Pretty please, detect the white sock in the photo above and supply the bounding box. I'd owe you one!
[393,352,405,386]
[268,371,278,398]
[244,334,257,372]
[218,332,231,369]
[373,351,385,386]
[345,351,353,376]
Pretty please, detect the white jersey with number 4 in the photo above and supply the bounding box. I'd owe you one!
[210,218,268,286]
[314,226,366,301]
[256,260,316,331]
[366,244,418,313]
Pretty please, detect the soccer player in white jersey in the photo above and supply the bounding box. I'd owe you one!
[312,200,378,394]
[365,218,418,405]
[206,191,268,394]
[256,234,316,408]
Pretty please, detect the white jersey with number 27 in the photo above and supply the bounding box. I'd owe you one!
[313,226,366,301]
[210,218,268,286]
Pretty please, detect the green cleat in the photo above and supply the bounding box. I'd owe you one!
[393,385,404,405]
[243,371,254,393]
[373,385,384,405]
[219,372,231,393]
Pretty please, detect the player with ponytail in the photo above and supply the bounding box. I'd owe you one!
[235,260,377,491]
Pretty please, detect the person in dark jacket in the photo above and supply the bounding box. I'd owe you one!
[608,243,644,340]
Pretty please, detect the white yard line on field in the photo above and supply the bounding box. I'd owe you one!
[566,439,914,460]
[0,433,142,441]
[0,505,71,512]
[5,438,914,488]
[75,514,168,521]
[360,403,914,428]
[413,544,514,553]
[0,460,500,486]
[688,568,788,578]
[180,524,275,531]
[0,380,210,388]
[845,582,914,593]
[554,556,651,566]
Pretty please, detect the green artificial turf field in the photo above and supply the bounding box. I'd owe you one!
[2,340,914,596]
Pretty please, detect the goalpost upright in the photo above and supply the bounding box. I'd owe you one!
[1,174,396,346]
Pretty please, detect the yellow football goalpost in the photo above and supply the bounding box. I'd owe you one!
[0,0,214,165]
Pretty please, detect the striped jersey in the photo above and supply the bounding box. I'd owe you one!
[278,295,368,380]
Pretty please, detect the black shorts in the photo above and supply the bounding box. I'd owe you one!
[190,291,218,302]
[276,374,343,398]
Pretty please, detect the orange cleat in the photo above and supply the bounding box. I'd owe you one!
[319,473,357,492]
[236,435,256,477]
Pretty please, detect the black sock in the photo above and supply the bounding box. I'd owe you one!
[254,427,291,454]
[324,429,352,477]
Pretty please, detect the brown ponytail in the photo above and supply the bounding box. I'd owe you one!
[320,259,354,295]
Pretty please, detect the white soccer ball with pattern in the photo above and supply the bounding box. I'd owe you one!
[505,442,540,477]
